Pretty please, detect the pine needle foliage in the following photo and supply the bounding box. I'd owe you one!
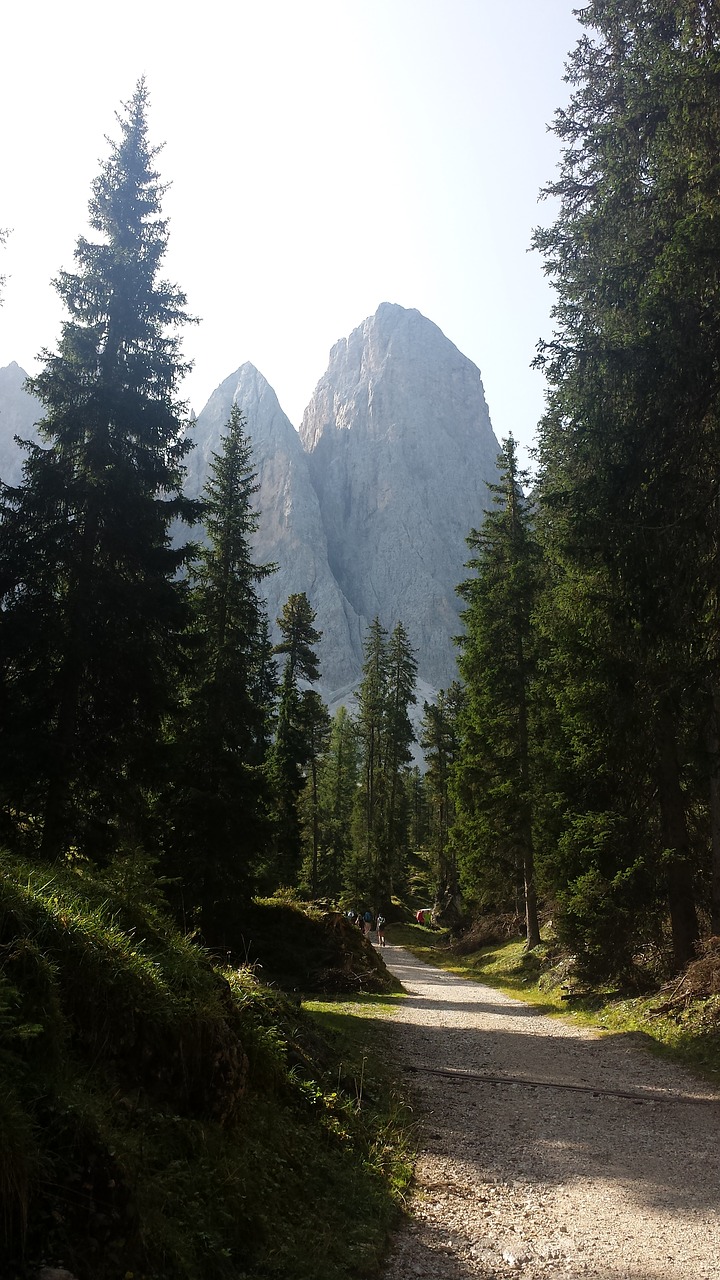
[531,0,720,969]
[0,81,198,862]
[454,437,542,947]
[166,404,277,942]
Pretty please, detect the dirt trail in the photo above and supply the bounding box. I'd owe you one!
[380,945,720,1280]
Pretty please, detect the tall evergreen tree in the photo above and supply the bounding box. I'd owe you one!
[532,0,720,965]
[353,617,417,906]
[298,691,332,897]
[0,81,197,859]
[353,617,390,902]
[420,682,462,919]
[273,593,321,684]
[168,403,276,938]
[267,593,323,885]
[382,621,418,897]
[313,706,360,900]
[454,437,541,948]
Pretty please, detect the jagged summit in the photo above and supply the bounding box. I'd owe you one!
[184,362,299,500]
[189,361,363,693]
[0,306,500,697]
[299,303,499,690]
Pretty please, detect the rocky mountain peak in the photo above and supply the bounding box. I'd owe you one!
[299,303,499,691]
[0,305,500,699]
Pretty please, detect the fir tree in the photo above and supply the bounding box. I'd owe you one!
[531,0,720,965]
[353,617,389,901]
[267,593,324,885]
[353,617,417,906]
[298,690,332,897]
[382,621,418,897]
[168,403,276,939]
[454,438,541,948]
[0,81,197,859]
[316,706,360,900]
[420,682,462,917]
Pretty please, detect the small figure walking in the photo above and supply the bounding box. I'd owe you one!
[376,914,386,947]
[363,909,373,938]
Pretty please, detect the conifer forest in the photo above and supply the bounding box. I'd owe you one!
[3,5,720,1276]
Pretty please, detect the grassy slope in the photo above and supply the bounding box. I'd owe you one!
[0,857,413,1280]
[388,921,720,1087]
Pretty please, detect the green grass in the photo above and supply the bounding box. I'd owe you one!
[302,991,415,1210]
[0,855,414,1280]
[387,921,720,1087]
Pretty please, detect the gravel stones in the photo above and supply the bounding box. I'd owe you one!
[380,946,720,1279]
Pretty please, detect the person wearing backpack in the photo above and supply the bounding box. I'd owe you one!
[375,914,386,947]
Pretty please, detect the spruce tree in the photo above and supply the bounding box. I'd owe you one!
[354,617,389,902]
[353,617,417,906]
[0,81,197,859]
[420,682,462,920]
[382,621,418,897]
[298,690,332,897]
[273,592,321,683]
[454,437,541,948]
[315,706,360,900]
[168,403,276,938]
[532,0,720,965]
[267,593,324,886]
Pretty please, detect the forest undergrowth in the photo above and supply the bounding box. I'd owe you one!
[0,854,414,1280]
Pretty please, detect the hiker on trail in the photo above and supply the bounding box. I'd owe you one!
[416,909,425,925]
[376,914,386,947]
[363,909,373,938]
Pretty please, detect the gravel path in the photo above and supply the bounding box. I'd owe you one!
[380,945,720,1280]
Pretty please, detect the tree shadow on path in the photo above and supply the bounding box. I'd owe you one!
[376,945,720,1219]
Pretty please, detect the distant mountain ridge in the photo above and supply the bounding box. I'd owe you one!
[0,361,43,486]
[0,304,500,701]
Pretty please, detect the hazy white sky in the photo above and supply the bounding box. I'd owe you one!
[0,0,580,456]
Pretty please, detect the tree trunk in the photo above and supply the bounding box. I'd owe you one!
[707,687,720,935]
[516,634,541,949]
[310,755,319,898]
[656,700,699,969]
[523,842,541,950]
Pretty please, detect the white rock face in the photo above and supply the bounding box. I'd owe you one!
[189,363,363,692]
[0,362,43,485]
[0,306,500,699]
[299,303,499,690]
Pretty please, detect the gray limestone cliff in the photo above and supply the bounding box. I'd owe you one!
[0,305,500,700]
[189,363,363,693]
[299,303,499,690]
